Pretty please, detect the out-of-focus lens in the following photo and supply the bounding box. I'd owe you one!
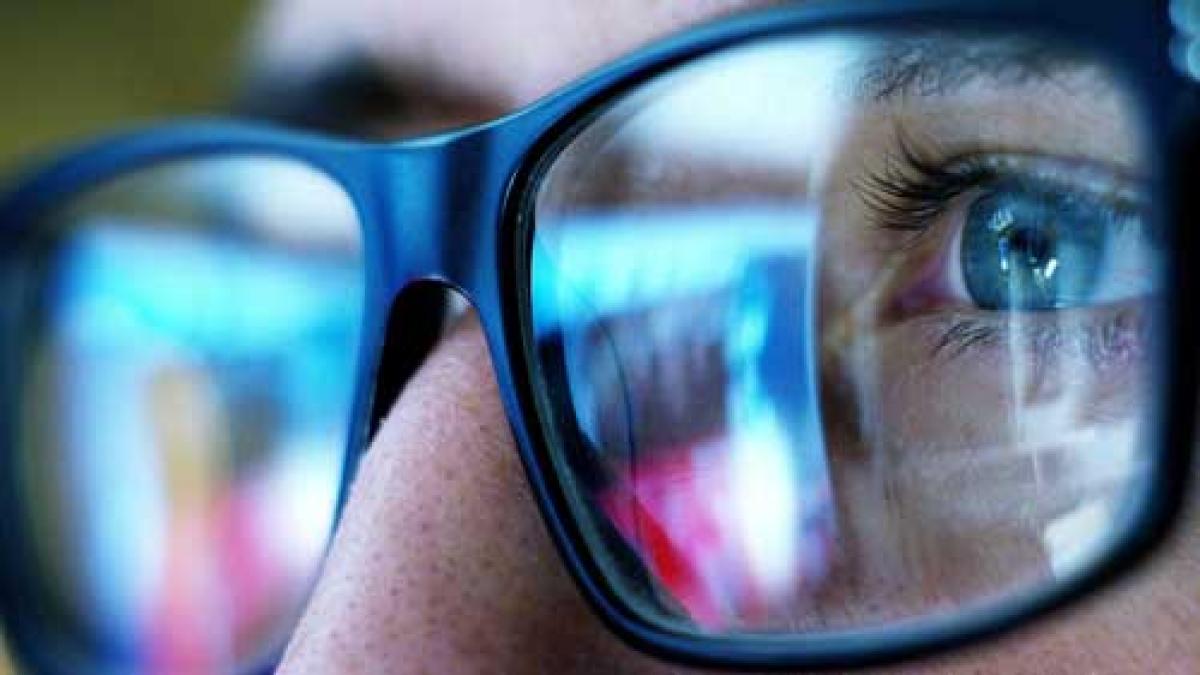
[7,156,364,673]
[528,30,1160,637]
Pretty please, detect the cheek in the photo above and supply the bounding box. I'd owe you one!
[818,286,1151,619]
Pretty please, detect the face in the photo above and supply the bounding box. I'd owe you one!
[253,1,1200,672]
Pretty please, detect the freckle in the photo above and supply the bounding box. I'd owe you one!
[439,465,457,481]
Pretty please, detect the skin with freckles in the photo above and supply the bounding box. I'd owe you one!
[280,315,678,673]
[266,1,1200,673]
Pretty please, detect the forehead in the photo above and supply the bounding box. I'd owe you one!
[254,0,777,111]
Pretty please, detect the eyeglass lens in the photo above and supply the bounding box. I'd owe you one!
[9,156,365,672]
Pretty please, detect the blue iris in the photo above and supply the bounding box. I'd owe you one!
[960,179,1120,311]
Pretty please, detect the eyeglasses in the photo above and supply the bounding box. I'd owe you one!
[0,0,1194,671]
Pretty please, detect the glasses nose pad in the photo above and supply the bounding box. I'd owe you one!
[368,280,455,434]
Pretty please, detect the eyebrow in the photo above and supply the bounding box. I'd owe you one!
[853,36,1095,102]
[234,56,406,134]
[234,55,495,136]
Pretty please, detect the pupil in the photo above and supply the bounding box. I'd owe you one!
[997,223,1059,308]
[1005,226,1054,268]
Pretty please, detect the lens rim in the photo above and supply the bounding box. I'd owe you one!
[500,0,1189,669]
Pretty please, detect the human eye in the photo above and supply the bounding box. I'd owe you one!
[852,134,1156,369]
[952,164,1149,310]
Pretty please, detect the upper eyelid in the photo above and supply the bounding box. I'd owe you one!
[968,157,1147,209]
[851,131,994,233]
[853,132,1146,237]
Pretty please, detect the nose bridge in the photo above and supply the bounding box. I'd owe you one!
[379,128,507,303]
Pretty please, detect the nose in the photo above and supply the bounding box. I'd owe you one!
[275,311,679,674]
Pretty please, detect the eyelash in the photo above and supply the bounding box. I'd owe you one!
[931,309,1146,376]
[853,130,993,235]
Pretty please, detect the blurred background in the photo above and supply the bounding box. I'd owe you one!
[0,0,253,169]
[1,3,254,673]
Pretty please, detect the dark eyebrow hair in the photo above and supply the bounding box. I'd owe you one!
[234,54,500,137]
[854,35,1095,102]
[233,56,410,135]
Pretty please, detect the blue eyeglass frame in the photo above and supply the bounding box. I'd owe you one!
[0,0,1195,671]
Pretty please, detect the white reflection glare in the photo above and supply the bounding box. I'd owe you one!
[258,434,343,581]
[184,159,363,252]
[622,38,859,170]
[730,410,801,597]
[1044,500,1117,578]
[999,294,1145,576]
[723,250,833,615]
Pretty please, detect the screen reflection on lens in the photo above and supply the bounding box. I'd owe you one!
[530,30,1157,636]
[13,157,364,673]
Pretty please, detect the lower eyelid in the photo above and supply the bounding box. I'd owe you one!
[928,304,1147,373]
